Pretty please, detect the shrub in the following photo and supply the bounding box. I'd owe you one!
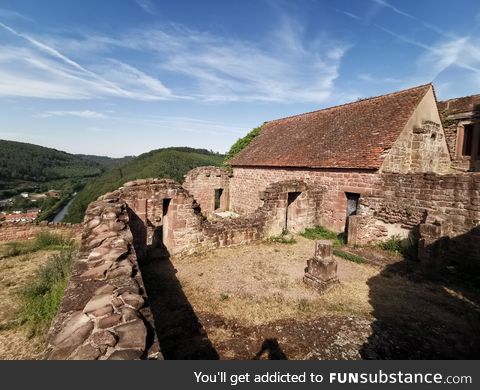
[301,225,344,247]
[18,249,74,336]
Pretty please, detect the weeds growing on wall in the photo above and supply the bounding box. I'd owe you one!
[18,249,75,336]
[0,232,75,259]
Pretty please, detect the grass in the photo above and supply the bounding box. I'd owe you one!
[378,235,416,260]
[1,232,75,259]
[301,225,366,264]
[269,235,296,244]
[333,249,366,264]
[17,249,75,336]
[301,225,344,247]
[269,229,296,244]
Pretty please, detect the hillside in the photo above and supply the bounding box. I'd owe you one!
[0,140,106,198]
[75,154,134,169]
[64,147,224,223]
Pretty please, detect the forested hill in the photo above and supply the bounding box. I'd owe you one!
[0,139,103,183]
[64,147,224,223]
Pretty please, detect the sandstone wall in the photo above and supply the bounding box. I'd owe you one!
[183,166,231,215]
[47,197,161,360]
[0,222,82,244]
[348,173,480,271]
[380,87,451,174]
[230,167,379,232]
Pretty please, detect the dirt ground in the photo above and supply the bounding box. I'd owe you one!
[0,249,54,360]
[141,236,480,360]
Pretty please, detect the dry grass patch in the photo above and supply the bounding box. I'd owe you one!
[175,237,377,326]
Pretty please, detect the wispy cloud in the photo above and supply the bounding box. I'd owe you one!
[79,20,350,103]
[370,0,453,39]
[35,110,107,118]
[375,24,480,75]
[331,7,361,21]
[0,8,32,21]
[134,0,157,15]
[371,0,414,20]
[0,8,349,104]
[0,22,173,100]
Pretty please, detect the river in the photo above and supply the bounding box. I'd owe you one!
[52,196,75,223]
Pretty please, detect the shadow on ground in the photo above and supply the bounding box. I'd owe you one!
[138,242,219,360]
[361,258,480,359]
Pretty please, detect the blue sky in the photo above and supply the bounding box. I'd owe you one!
[0,0,479,157]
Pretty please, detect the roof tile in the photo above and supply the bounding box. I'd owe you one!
[230,84,432,169]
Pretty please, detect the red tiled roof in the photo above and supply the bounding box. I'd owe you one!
[438,94,480,116]
[230,84,432,169]
[4,212,38,221]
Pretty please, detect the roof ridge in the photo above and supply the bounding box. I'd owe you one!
[265,83,432,124]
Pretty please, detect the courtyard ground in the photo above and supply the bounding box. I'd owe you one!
[141,236,480,360]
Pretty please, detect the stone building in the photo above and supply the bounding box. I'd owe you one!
[438,94,480,172]
[227,83,451,233]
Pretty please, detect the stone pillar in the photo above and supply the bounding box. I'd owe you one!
[303,240,339,293]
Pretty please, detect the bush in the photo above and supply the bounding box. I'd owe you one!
[301,225,344,247]
[18,250,74,336]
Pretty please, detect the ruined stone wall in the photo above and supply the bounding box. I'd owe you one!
[47,196,160,360]
[183,166,231,215]
[348,173,480,270]
[230,167,380,232]
[111,178,324,256]
[0,222,82,244]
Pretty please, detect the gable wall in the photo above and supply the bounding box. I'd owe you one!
[380,87,451,174]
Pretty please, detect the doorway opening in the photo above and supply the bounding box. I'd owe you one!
[214,188,223,210]
[285,192,301,232]
[162,198,171,246]
[344,192,360,234]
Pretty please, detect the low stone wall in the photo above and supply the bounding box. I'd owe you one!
[46,197,161,360]
[0,222,82,244]
[348,173,480,272]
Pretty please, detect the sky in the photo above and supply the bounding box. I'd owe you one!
[1,0,480,157]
